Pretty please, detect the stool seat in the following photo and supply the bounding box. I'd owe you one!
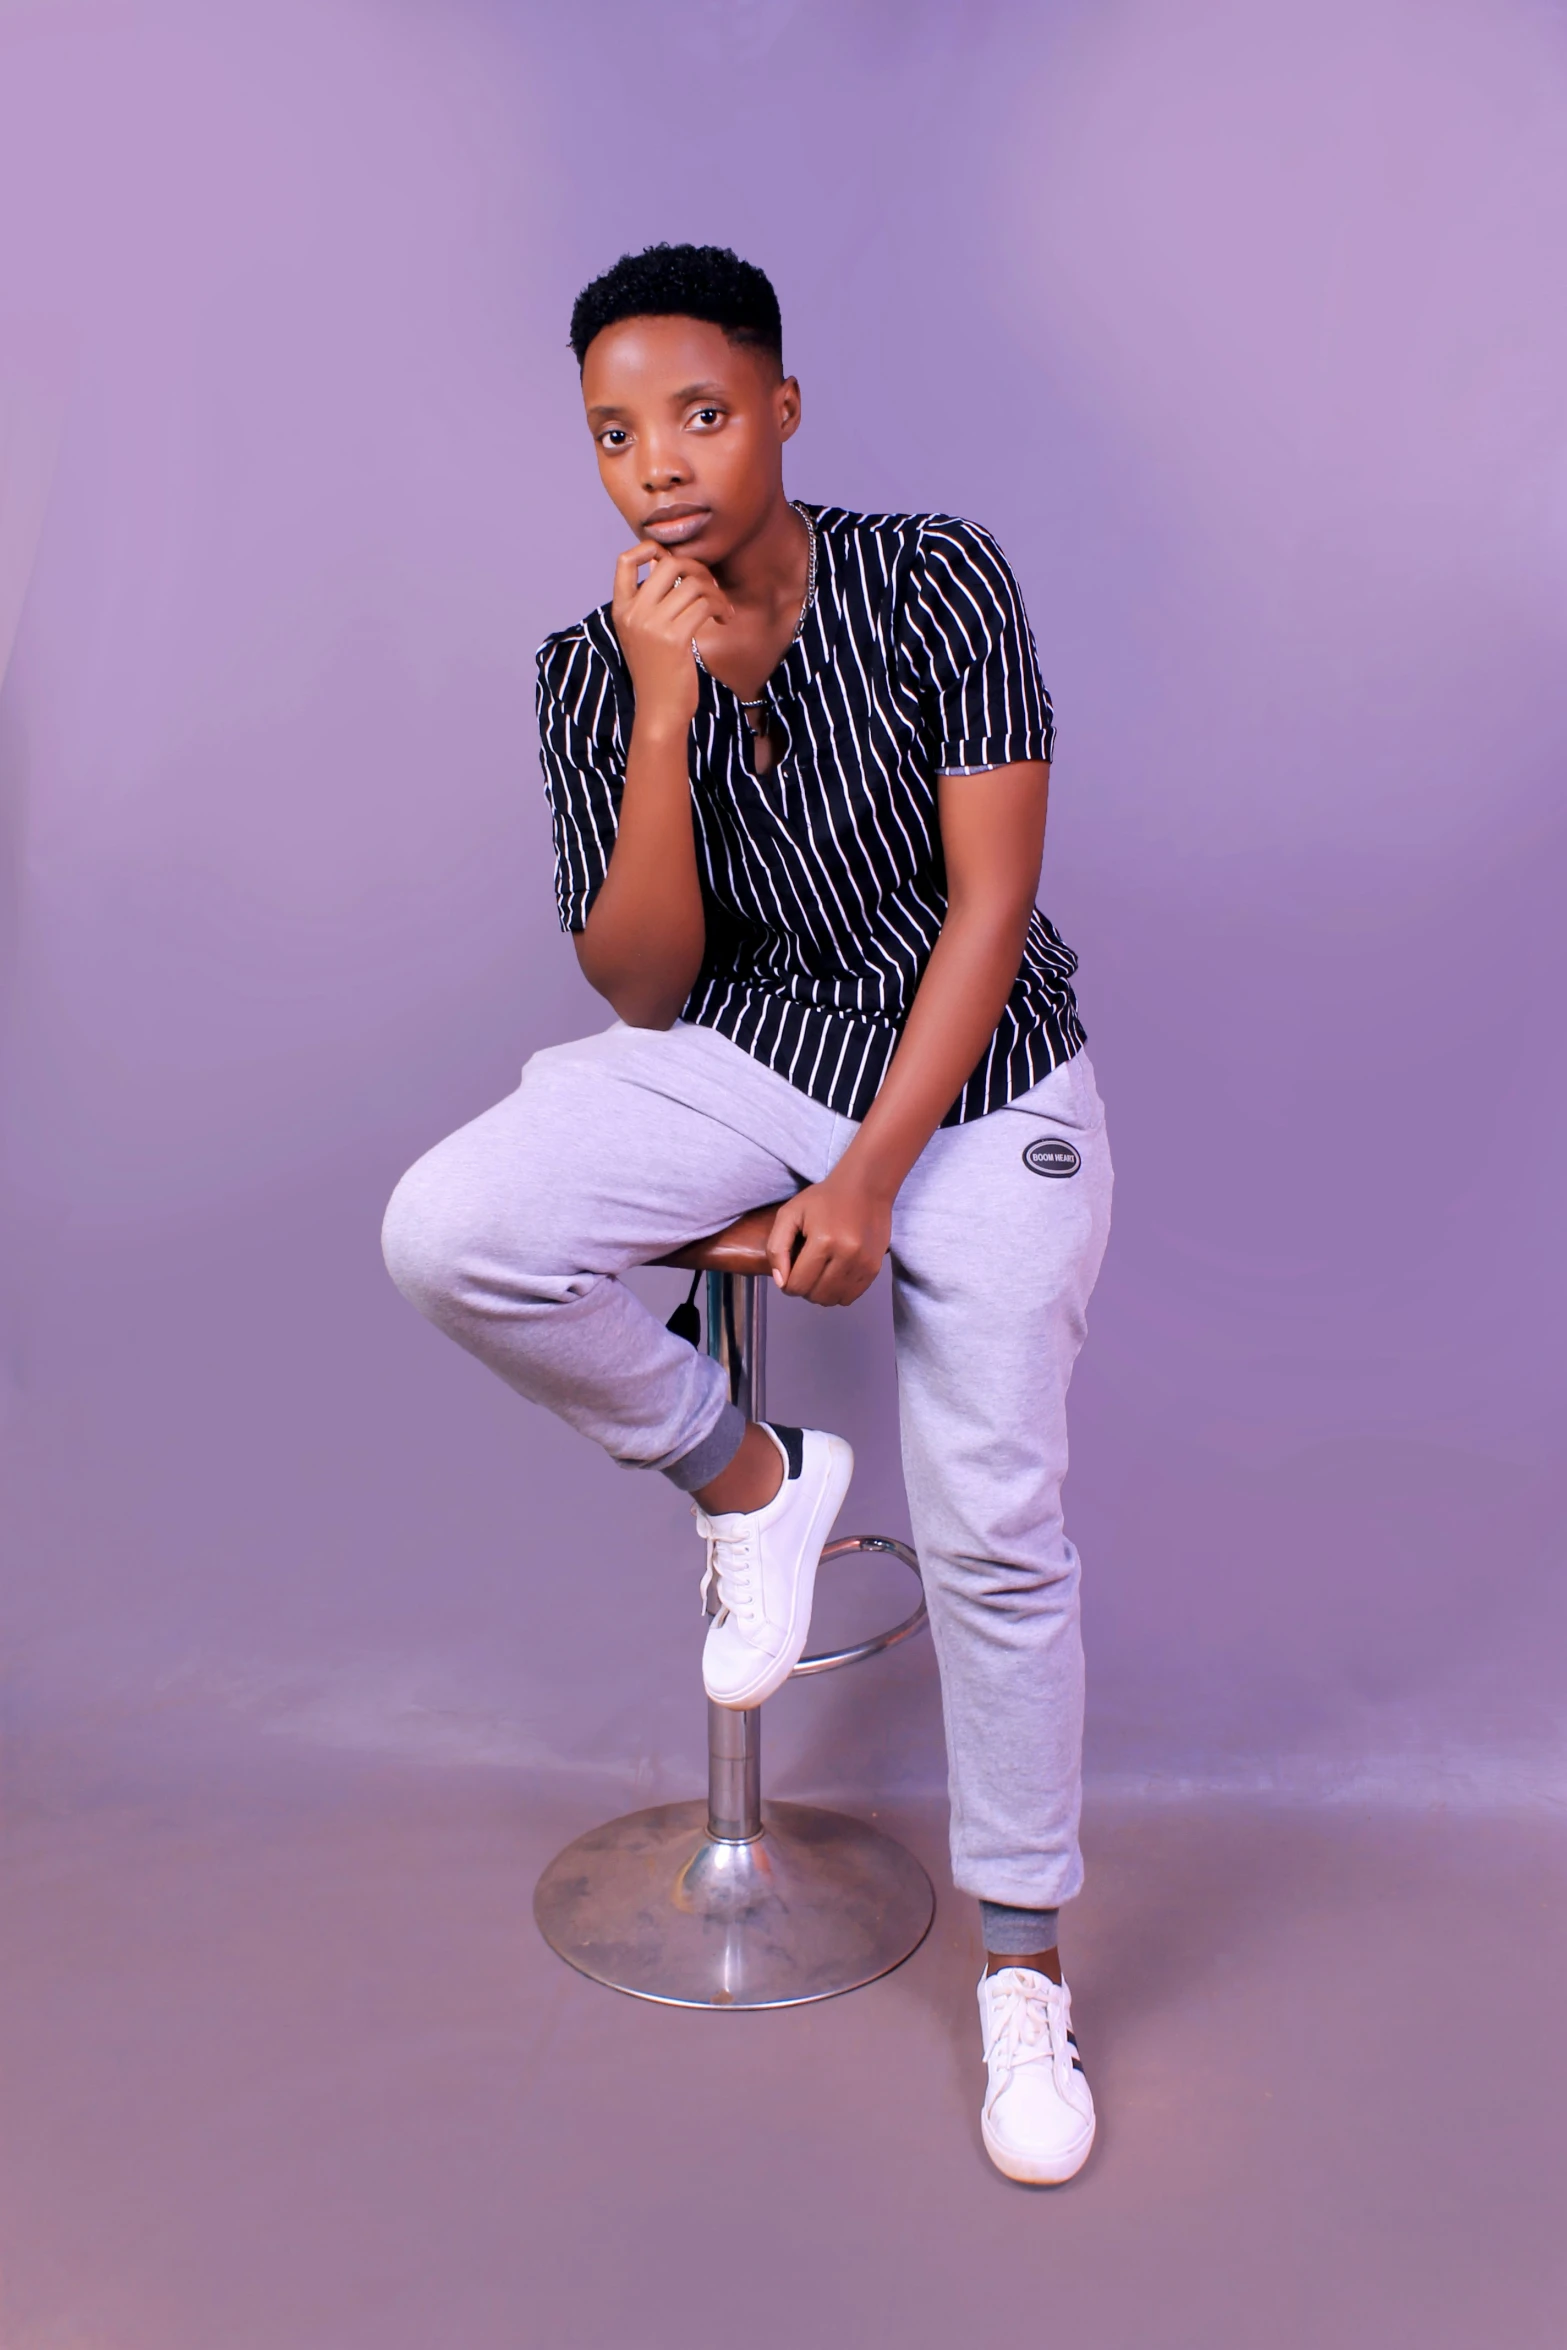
[654,1204,786,1277]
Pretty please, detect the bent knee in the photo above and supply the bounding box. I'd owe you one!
[381,1151,477,1320]
[381,1138,592,1327]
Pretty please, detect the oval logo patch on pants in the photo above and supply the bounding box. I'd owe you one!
[1023,1136,1081,1179]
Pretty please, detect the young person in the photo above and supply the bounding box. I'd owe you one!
[382,244,1111,2185]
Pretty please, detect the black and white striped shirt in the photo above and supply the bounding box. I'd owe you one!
[536,506,1084,1126]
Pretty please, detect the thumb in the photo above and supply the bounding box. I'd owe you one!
[766,1196,807,1289]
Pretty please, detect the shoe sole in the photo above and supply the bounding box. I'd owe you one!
[703,1435,854,1709]
[980,2110,1096,2186]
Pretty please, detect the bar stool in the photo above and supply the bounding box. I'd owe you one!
[533,1205,935,2009]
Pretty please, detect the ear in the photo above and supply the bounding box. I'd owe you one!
[776,373,802,444]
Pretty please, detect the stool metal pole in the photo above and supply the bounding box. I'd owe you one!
[705,1263,767,1420]
[706,1695,762,1842]
[705,1268,765,1843]
[534,1260,934,2007]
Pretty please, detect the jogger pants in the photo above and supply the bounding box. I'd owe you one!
[382,1019,1112,1910]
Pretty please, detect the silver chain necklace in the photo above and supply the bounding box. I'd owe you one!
[697,501,816,713]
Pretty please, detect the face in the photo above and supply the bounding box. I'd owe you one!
[580,314,801,565]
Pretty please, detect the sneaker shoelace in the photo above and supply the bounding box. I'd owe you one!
[983,1975,1067,2104]
[698,1519,766,1637]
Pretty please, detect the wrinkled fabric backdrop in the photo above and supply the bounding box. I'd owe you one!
[1,0,1562,1817]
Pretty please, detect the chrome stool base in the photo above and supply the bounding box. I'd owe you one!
[535,1238,934,2012]
[534,1796,933,2009]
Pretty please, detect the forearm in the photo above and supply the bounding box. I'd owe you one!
[574,717,707,1027]
[761,761,1048,1310]
[838,895,1034,1198]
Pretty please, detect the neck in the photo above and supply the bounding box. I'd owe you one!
[712,492,809,617]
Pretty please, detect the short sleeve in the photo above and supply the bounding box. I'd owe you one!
[536,627,626,933]
[904,518,1055,772]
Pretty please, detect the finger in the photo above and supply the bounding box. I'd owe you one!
[624,546,714,587]
[615,545,710,611]
[615,540,664,572]
[627,550,688,605]
[783,1230,836,1299]
[766,1200,807,1288]
[618,559,735,637]
[658,579,730,632]
[626,579,729,645]
[646,563,733,626]
[649,551,721,592]
[803,1255,866,1309]
[832,1261,878,1308]
[638,548,726,595]
[635,570,711,625]
[613,542,666,602]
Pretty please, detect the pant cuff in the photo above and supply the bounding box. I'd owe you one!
[661,1400,746,1493]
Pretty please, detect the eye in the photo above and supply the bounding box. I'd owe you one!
[690,406,723,428]
[597,427,629,450]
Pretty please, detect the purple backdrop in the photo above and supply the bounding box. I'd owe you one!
[1,0,1562,1815]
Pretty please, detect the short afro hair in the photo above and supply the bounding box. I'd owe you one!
[569,243,783,372]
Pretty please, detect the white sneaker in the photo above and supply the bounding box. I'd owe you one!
[694,1424,853,1709]
[977,1966,1097,2184]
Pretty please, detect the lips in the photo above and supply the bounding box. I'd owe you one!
[643,506,711,545]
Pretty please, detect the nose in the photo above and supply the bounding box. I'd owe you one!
[640,432,690,494]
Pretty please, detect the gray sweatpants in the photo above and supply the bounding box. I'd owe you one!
[381,1020,1112,1910]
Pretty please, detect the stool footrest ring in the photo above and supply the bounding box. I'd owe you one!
[791,1536,927,1676]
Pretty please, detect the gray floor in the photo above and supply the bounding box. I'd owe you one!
[3,1734,1564,2350]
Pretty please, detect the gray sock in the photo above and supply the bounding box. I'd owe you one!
[662,1401,747,1493]
[980,1899,1061,1956]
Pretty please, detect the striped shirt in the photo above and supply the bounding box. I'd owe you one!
[535,505,1085,1126]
